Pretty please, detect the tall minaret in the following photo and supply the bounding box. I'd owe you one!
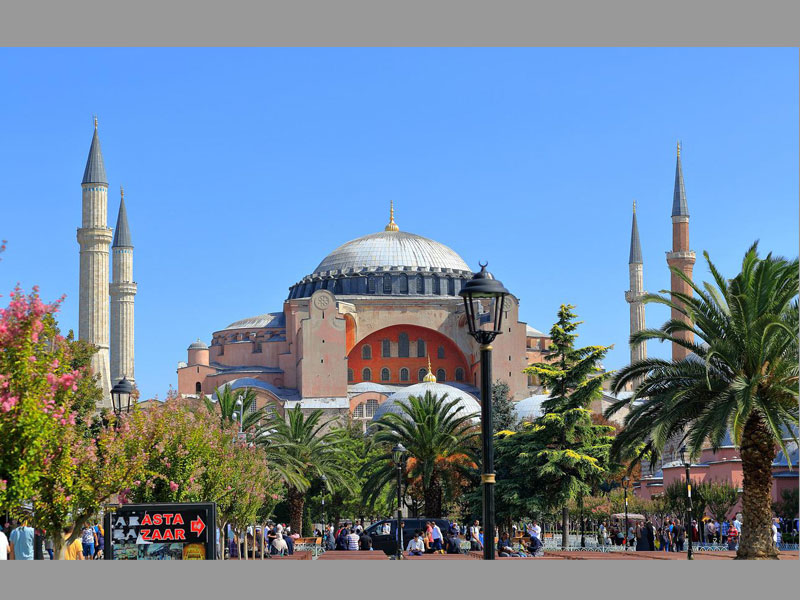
[625,201,647,365]
[666,141,696,361]
[110,186,137,386]
[77,117,113,407]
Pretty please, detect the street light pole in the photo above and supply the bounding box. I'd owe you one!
[680,446,694,560]
[320,473,327,534]
[623,476,629,552]
[392,443,407,560]
[459,263,509,561]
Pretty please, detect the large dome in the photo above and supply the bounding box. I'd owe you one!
[313,230,470,275]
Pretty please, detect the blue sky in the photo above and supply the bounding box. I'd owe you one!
[1,48,797,401]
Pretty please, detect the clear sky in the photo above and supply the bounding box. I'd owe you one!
[1,48,797,402]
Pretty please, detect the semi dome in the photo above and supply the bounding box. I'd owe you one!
[314,230,470,275]
[371,380,481,423]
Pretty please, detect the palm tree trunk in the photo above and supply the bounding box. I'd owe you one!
[288,487,305,535]
[561,506,569,550]
[423,474,443,517]
[736,412,779,559]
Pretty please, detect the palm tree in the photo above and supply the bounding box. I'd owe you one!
[606,243,798,559]
[256,408,354,534]
[363,391,480,517]
[204,385,266,434]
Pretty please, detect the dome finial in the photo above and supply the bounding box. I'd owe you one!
[632,199,636,213]
[94,115,98,130]
[423,356,436,382]
[677,140,681,158]
[385,200,399,232]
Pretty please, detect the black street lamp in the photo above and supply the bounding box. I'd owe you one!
[459,262,509,561]
[320,474,327,533]
[679,446,694,560]
[392,443,407,560]
[110,376,134,419]
[623,476,630,551]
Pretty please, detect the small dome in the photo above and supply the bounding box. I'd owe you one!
[372,381,480,423]
[188,339,208,350]
[514,395,548,422]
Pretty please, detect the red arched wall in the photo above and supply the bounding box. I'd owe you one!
[347,324,469,384]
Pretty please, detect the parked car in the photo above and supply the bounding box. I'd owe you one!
[364,518,453,555]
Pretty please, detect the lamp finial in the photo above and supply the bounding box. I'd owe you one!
[423,355,436,382]
[385,200,399,231]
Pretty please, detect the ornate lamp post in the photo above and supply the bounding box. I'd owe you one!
[459,263,509,561]
[679,446,694,560]
[623,476,630,551]
[392,443,407,560]
[110,376,134,419]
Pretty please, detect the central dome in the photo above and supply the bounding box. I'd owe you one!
[313,230,471,275]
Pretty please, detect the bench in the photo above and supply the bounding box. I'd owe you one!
[317,550,388,560]
[406,552,481,560]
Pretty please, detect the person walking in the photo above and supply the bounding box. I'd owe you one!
[431,521,444,554]
[9,520,35,560]
[469,520,482,551]
[93,521,104,559]
[673,520,685,552]
[358,526,373,551]
[62,528,84,560]
[80,525,96,559]
[0,527,9,561]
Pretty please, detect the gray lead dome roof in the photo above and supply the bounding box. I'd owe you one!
[371,381,481,423]
[313,231,471,274]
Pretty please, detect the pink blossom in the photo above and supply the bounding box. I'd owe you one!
[169,481,179,492]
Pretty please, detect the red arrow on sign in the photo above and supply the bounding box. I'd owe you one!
[191,516,205,536]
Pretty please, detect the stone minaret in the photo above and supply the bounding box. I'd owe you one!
[110,186,136,386]
[666,141,696,361]
[77,118,112,407]
[625,201,646,365]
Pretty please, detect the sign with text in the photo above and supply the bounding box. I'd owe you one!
[107,502,216,560]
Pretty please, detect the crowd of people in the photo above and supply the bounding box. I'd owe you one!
[0,519,105,560]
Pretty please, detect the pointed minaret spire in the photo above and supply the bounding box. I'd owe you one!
[626,200,646,371]
[385,200,399,232]
[112,186,132,248]
[111,186,137,386]
[629,200,642,264]
[672,140,688,217]
[82,116,107,185]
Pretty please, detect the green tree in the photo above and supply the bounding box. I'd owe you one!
[700,479,740,527]
[257,408,354,533]
[773,488,799,522]
[519,304,616,549]
[492,379,516,433]
[364,391,480,517]
[606,244,798,559]
[204,384,265,434]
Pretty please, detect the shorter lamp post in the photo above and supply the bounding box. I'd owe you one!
[392,443,407,560]
[110,376,134,420]
[623,476,629,551]
[679,446,693,560]
[320,474,327,533]
[459,262,510,561]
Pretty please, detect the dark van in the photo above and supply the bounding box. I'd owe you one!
[364,518,453,556]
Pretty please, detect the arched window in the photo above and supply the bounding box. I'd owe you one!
[383,274,392,293]
[437,345,445,359]
[348,368,354,382]
[455,367,464,382]
[399,273,408,293]
[398,332,409,357]
[366,399,379,418]
[334,279,343,294]
[433,275,441,294]
[418,368,427,382]
[362,344,372,360]
[382,339,391,358]
[368,276,376,294]
[436,368,446,382]
[381,368,391,382]
[416,275,424,294]
[362,368,372,381]
[447,277,455,295]
[354,403,365,418]
[248,401,257,414]
[195,382,202,394]
[400,368,409,382]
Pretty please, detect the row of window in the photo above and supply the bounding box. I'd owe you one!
[361,337,446,360]
[292,273,462,298]
[349,366,464,383]
[353,399,379,419]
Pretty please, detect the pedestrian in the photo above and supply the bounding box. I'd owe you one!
[272,525,288,555]
[335,526,348,550]
[713,519,721,544]
[734,514,743,540]
[0,526,9,561]
[705,519,715,545]
[80,524,96,559]
[9,519,35,560]
[93,521,104,559]
[359,526,373,551]
[469,520,482,551]
[44,533,54,560]
[598,521,607,546]
[727,522,739,550]
[645,520,655,551]
[346,527,360,551]
[673,519,685,552]
[531,520,541,541]
[62,527,84,560]
[721,518,730,545]
[431,521,444,554]
[771,518,779,545]
[406,530,425,556]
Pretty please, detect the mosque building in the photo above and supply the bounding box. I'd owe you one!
[176,201,552,426]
